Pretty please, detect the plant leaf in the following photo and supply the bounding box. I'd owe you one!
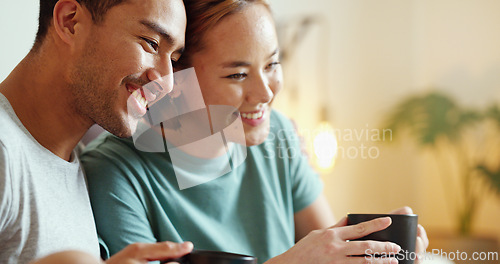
[477,165,500,197]
[382,92,482,146]
[485,105,500,128]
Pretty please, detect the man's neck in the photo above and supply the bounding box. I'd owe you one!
[0,50,92,161]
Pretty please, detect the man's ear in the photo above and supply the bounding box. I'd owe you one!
[52,0,91,46]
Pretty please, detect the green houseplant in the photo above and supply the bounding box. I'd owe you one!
[382,91,500,236]
[476,105,500,198]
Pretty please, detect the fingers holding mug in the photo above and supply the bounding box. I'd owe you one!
[346,214,419,264]
[338,217,392,240]
[347,255,399,264]
[344,240,401,256]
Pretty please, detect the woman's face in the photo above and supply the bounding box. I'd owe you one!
[189,3,283,146]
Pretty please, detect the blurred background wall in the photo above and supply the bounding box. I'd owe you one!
[1,0,499,245]
[0,0,38,81]
[269,0,500,243]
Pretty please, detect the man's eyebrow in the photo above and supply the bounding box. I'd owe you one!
[140,20,179,49]
[221,48,280,68]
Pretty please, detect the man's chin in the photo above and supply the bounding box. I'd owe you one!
[99,118,138,138]
[105,126,134,138]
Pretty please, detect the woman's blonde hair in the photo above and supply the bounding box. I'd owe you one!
[177,0,271,69]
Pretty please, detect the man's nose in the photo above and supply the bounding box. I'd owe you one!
[144,60,175,104]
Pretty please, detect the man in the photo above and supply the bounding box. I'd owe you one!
[0,0,192,263]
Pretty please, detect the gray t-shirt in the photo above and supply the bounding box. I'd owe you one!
[0,93,99,264]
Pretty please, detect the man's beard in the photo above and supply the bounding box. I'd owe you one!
[68,48,134,138]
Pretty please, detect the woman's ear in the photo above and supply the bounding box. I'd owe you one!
[52,0,90,46]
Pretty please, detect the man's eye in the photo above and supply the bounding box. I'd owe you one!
[265,61,280,71]
[141,37,159,52]
[225,73,247,80]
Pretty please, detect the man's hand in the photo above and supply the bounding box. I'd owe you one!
[29,242,193,264]
[105,241,193,264]
[30,250,102,264]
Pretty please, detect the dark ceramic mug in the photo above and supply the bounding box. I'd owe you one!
[347,214,418,264]
[161,250,257,264]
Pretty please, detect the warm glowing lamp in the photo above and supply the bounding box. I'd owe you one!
[313,106,337,171]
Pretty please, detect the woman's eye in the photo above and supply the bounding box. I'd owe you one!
[141,37,159,52]
[225,73,247,81]
[265,62,281,71]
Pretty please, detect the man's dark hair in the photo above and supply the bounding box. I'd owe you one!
[34,0,126,49]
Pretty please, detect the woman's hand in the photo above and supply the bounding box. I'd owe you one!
[105,241,193,264]
[267,217,400,264]
[389,206,429,263]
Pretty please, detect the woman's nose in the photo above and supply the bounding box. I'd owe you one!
[247,75,274,105]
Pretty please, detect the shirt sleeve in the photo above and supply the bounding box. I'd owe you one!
[274,112,324,213]
[81,143,157,256]
[0,143,12,232]
[98,235,110,260]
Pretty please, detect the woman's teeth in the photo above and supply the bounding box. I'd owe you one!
[241,111,263,120]
[131,89,148,108]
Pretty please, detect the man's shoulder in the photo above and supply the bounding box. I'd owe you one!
[0,94,25,149]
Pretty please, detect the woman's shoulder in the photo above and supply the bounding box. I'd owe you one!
[80,133,149,189]
[269,110,299,139]
[82,132,133,154]
[80,133,139,167]
[270,110,293,128]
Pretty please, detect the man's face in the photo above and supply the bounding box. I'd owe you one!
[69,0,186,137]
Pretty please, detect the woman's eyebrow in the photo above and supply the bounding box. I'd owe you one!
[219,47,280,68]
[269,48,279,58]
[221,61,251,68]
[221,49,280,68]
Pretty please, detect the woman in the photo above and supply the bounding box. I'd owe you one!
[81,0,428,263]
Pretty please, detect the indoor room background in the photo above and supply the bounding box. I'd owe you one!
[1,0,499,253]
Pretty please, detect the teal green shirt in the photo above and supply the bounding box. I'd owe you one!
[81,111,323,263]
